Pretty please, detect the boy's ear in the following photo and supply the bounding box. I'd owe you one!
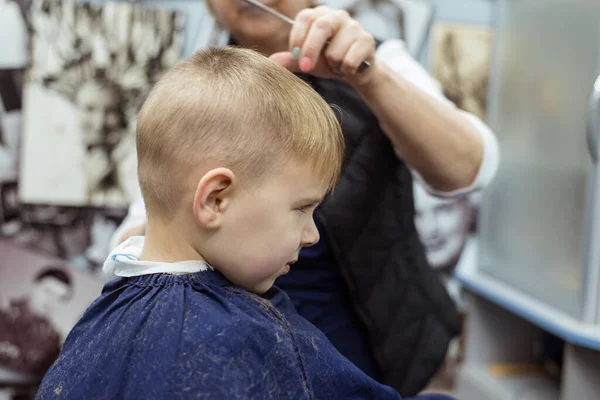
[192,168,235,229]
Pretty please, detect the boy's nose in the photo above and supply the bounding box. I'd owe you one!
[302,220,320,247]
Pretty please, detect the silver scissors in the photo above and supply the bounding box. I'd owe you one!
[241,0,371,73]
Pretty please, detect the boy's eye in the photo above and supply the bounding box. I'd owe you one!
[296,200,320,214]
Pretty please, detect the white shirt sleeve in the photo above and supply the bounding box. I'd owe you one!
[109,194,147,251]
[375,39,499,198]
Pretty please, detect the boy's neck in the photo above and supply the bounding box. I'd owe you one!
[139,220,206,264]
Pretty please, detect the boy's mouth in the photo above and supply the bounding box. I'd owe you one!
[283,259,297,273]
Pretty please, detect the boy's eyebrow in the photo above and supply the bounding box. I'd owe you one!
[297,196,325,205]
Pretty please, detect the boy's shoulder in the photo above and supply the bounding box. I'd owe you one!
[38,273,312,399]
[101,272,279,324]
[95,272,292,348]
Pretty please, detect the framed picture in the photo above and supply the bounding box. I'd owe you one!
[0,0,184,269]
[0,0,29,69]
[429,22,493,121]
[324,0,406,41]
[0,65,127,270]
[3,205,127,268]
[0,181,19,224]
[19,0,184,208]
[0,70,23,185]
[0,240,104,375]
[323,0,434,56]
[413,181,477,276]
[396,0,435,58]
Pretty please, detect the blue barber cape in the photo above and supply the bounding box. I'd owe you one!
[37,271,453,399]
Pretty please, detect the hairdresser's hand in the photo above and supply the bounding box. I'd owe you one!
[270,6,378,87]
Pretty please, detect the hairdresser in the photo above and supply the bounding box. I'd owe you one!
[112,0,499,395]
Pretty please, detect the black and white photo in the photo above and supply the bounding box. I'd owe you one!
[0,70,22,184]
[429,22,493,121]
[413,181,478,276]
[19,0,184,208]
[324,0,405,41]
[0,70,25,236]
[0,0,29,70]
[0,240,103,376]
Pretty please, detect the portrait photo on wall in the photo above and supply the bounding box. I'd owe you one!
[0,69,24,235]
[2,205,128,270]
[0,0,29,70]
[0,70,23,186]
[0,66,126,271]
[0,240,104,376]
[19,0,184,209]
[428,22,493,121]
[413,181,479,278]
[324,0,406,41]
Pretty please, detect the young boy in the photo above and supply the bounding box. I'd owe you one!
[36,47,453,400]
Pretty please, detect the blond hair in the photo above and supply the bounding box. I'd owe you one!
[137,47,344,218]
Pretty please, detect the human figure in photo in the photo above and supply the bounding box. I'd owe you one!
[5,205,89,263]
[437,32,463,108]
[24,0,181,210]
[434,28,490,121]
[414,182,474,276]
[0,118,13,182]
[0,70,22,183]
[0,267,72,375]
[0,182,19,229]
[37,72,136,207]
[0,70,24,240]
[75,78,129,206]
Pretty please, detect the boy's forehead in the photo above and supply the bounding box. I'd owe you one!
[277,160,328,190]
[285,177,328,205]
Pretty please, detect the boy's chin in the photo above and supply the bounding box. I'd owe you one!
[236,267,290,294]
[246,277,279,295]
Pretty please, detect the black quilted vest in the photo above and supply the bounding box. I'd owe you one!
[300,73,462,396]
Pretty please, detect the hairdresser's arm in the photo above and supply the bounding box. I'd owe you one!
[355,52,499,193]
[356,61,486,191]
[368,40,499,196]
[270,6,498,193]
